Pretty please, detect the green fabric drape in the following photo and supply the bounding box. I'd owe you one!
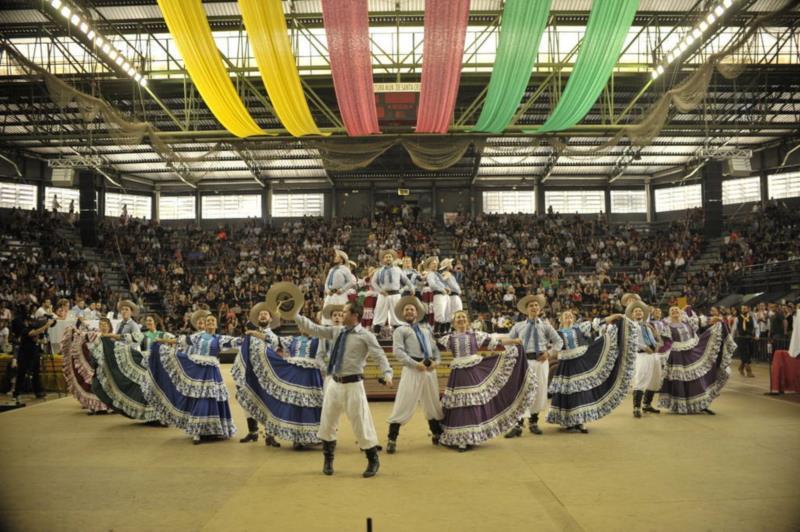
[532,0,639,133]
[473,0,552,133]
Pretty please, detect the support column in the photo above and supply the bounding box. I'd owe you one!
[645,180,654,223]
[604,185,611,218]
[431,183,438,221]
[195,189,202,224]
[78,171,98,247]
[153,186,160,222]
[264,183,272,225]
[760,171,769,206]
[702,161,723,239]
[330,187,337,219]
[535,179,545,215]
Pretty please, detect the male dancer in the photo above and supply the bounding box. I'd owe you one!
[322,249,354,324]
[386,296,443,454]
[371,250,414,335]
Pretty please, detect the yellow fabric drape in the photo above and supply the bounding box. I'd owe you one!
[157,0,266,138]
[238,0,325,137]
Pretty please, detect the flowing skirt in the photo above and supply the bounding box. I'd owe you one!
[439,345,537,448]
[547,319,638,428]
[231,337,323,444]
[89,338,158,421]
[658,322,736,413]
[140,344,235,438]
[60,327,110,413]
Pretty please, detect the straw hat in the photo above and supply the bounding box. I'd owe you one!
[379,249,399,260]
[322,304,345,320]
[423,256,439,271]
[625,300,651,321]
[266,282,304,320]
[439,258,454,271]
[517,294,547,315]
[621,293,642,306]
[248,301,281,329]
[348,260,357,270]
[117,299,139,317]
[333,249,349,264]
[394,296,426,323]
[190,309,212,329]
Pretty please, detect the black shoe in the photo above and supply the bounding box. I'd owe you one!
[192,435,201,445]
[529,423,543,435]
[504,425,523,438]
[386,440,397,454]
[35,393,47,399]
[643,405,661,414]
[577,424,589,434]
[457,444,470,452]
[633,408,642,418]
[239,432,258,443]
[702,408,716,415]
[292,442,305,451]
[363,447,380,478]
[322,440,336,476]
[264,435,281,448]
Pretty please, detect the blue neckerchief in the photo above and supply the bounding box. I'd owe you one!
[327,328,351,374]
[524,319,541,353]
[411,323,430,360]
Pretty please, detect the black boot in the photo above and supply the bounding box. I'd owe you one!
[504,418,524,438]
[363,446,380,478]
[387,422,400,454]
[322,440,336,476]
[264,434,281,447]
[239,418,259,443]
[428,419,443,445]
[642,391,661,414]
[633,390,643,418]
[529,414,543,435]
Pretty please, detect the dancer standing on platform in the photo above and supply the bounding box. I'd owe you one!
[235,301,283,447]
[504,294,563,437]
[658,306,736,415]
[371,250,414,336]
[234,296,324,450]
[422,256,450,336]
[547,310,637,433]
[627,297,663,419]
[385,296,443,454]
[438,310,535,451]
[295,300,393,478]
[440,258,463,324]
[322,249,354,325]
[144,311,238,444]
[401,256,421,295]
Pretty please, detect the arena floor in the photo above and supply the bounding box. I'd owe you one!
[0,362,798,532]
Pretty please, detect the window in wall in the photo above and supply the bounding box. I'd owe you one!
[482,190,535,214]
[202,194,261,219]
[0,182,37,210]
[610,189,646,213]
[105,192,152,219]
[159,195,196,220]
[654,184,702,212]
[722,176,761,205]
[271,193,324,217]
[545,189,605,214]
[44,186,81,213]
[767,171,800,200]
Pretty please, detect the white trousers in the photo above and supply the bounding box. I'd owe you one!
[322,293,349,325]
[523,358,548,416]
[432,294,449,323]
[387,366,443,425]
[448,295,463,322]
[633,352,664,391]
[373,293,402,326]
[317,380,379,449]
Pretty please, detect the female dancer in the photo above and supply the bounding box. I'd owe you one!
[61,323,110,415]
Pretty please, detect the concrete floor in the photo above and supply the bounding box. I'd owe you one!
[0,363,798,532]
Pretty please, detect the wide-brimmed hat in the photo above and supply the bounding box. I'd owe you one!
[333,249,349,263]
[394,296,426,323]
[249,301,281,329]
[117,300,139,317]
[266,282,304,320]
[625,300,651,320]
[423,256,439,271]
[379,249,398,260]
[517,294,547,315]
[621,293,642,306]
[348,260,357,270]
[190,309,212,329]
[439,258,454,271]
[322,304,345,320]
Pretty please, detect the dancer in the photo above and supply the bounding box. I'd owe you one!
[385,296,443,454]
[422,256,450,336]
[322,249,354,324]
[61,323,111,414]
[547,310,637,433]
[143,311,238,444]
[734,304,759,378]
[438,310,535,451]
[440,258,463,324]
[370,250,414,336]
[658,306,736,415]
[295,300,393,478]
[628,299,663,418]
[401,256,421,296]
[234,301,324,450]
[235,302,284,447]
[504,294,563,437]
[316,304,345,373]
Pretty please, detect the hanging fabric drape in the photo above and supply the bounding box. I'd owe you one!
[308,137,476,172]
[533,0,639,133]
[320,0,380,136]
[157,0,265,138]
[238,0,325,137]
[473,0,552,134]
[415,0,471,133]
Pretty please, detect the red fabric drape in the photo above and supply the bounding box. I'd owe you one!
[415,0,470,133]
[321,0,380,136]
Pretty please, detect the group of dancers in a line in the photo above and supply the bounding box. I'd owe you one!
[58,249,736,478]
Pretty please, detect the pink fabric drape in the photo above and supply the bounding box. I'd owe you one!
[321,0,380,136]
[416,0,470,134]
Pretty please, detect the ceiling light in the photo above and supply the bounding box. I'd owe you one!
[114,55,123,66]
[707,13,717,24]
[666,52,674,63]
[79,22,89,33]
[656,65,665,75]
[102,43,111,54]
[714,5,724,16]
[686,35,695,46]
[134,73,142,82]
[651,70,659,80]
[70,14,80,26]
[139,77,148,87]
[95,36,104,47]
[699,21,709,32]
[59,5,71,17]
[723,0,733,7]
[108,49,117,60]
[122,61,130,71]
[86,30,95,41]
[51,0,62,9]
[692,28,701,39]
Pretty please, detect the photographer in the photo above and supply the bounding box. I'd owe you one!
[11,307,54,401]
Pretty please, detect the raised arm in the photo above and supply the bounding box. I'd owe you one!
[294,314,336,340]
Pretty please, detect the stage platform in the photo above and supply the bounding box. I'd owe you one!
[0,363,798,532]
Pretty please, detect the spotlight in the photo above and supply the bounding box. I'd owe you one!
[79,22,89,34]
[87,30,95,41]
[692,28,701,39]
[707,13,716,24]
[102,43,111,55]
[114,55,123,66]
[51,0,62,8]
[666,52,674,63]
[656,65,664,75]
[59,5,71,18]
[108,49,117,60]
[651,70,659,80]
[723,0,733,7]
[139,77,148,87]
[70,14,80,26]
[714,5,724,16]
[699,21,708,32]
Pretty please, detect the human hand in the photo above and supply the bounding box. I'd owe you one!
[415,362,426,372]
